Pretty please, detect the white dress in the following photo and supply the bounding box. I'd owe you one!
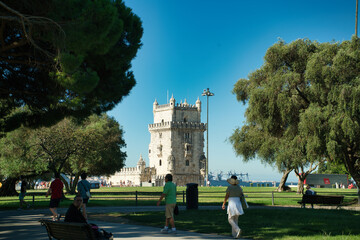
[227,197,244,219]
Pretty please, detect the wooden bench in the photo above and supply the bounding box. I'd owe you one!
[39,219,99,240]
[298,194,344,209]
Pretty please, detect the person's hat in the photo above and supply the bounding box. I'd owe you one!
[227,175,239,185]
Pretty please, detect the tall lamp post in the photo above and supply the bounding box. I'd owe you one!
[202,88,214,186]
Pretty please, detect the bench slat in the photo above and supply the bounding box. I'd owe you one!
[39,219,98,240]
[299,195,344,205]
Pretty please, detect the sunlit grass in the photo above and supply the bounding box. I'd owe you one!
[89,208,360,239]
[0,186,357,210]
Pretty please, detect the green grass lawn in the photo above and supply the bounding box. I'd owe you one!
[1,186,359,239]
[89,208,360,240]
[0,186,357,209]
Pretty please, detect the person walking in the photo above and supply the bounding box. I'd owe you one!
[157,173,177,234]
[222,175,245,239]
[77,172,91,220]
[46,172,64,221]
[18,176,29,209]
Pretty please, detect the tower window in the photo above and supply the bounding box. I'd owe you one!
[159,133,162,138]
[184,132,191,143]
[185,160,189,166]
[159,159,162,166]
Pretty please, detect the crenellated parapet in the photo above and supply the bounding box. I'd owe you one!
[149,121,206,131]
[153,97,201,112]
[115,166,142,175]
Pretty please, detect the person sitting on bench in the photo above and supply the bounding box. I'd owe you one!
[304,185,316,208]
[65,195,113,239]
[65,194,87,223]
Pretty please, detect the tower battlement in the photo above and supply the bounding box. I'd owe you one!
[148,121,206,130]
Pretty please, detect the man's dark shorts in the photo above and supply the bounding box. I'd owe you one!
[49,198,61,208]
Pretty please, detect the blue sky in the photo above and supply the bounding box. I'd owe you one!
[108,0,355,182]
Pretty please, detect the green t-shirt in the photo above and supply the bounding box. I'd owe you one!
[163,181,177,204]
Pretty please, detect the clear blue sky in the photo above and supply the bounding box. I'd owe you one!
[108,0,355,182]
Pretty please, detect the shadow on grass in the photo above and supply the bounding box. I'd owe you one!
[110,208,360,239]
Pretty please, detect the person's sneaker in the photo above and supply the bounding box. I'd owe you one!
[235,229,242,239]
[168,228,177,234]
[160,227,169,233]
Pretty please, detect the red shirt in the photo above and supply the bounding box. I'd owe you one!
[50,178,64,199]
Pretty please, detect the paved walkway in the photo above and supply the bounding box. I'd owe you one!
[0,206,235,240]
[1,205,358,240]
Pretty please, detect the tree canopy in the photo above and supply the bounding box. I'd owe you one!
[230,37,360,193]
[0,0,143,133]
[0,114,126,195]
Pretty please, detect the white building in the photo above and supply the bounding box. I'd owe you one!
[108,96,206,186]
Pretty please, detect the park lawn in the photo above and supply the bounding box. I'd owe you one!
[0,186,357,210]
[88,207,360,240]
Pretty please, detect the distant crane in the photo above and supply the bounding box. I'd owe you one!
[208,171,215,181]
[216,171,224,181]
[226,171,249,181]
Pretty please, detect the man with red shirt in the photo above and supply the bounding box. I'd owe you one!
[46,172,64,221]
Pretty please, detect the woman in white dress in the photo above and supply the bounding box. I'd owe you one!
[222,175,246,239]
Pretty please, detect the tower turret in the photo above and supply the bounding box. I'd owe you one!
[196,97,201,112]
[153,99,158,111]
[169,94,175,108]
[137,154,146,171]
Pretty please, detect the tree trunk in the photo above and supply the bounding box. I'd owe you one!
[297,178,305,194]
[342,156,360,204]
[70,174,80,194]
[277,169,292,192]
[60,174,71,194]
[0,177,18,196]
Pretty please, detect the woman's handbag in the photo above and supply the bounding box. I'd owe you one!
[240,195,248,209]
[86,191,91,198]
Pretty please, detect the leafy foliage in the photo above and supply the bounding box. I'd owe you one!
[0,114,126,193]
[0,0,143,133]
[230,37,360,192]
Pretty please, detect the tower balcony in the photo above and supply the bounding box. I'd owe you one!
[149,121,206,131]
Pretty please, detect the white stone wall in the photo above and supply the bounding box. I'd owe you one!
[107,169,142,186]
[149,97,206,186]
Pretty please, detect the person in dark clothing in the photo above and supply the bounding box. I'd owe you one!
[303,185,316,209]
[18,176,30,209]
[65,195,114,239]
[65,195,87,223]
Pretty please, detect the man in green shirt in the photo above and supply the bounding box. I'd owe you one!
[157,173,177,233]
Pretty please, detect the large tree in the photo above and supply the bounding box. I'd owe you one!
[0,0,143,133]
[231,37,360,196]
[230,39,328,193]
[0,114,126,195]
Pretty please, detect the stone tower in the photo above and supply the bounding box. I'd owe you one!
[148,95,207,186]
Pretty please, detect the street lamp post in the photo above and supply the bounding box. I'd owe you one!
[202,88,214,187]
